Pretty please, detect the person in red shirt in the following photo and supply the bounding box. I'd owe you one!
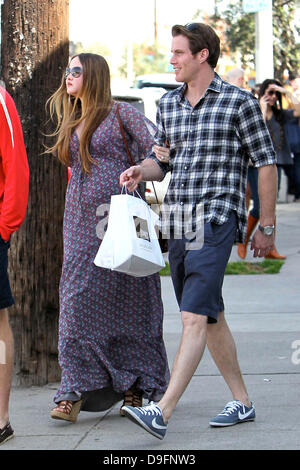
[0,86,29,445]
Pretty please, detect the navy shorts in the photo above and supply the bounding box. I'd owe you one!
[168,211,237,323]
[0,235,14,310]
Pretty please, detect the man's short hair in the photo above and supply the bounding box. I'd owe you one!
[226,67,244,83]
[172,23,220,69]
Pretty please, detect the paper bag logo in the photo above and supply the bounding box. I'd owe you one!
[133,216,150,242]
[291,339,300,365]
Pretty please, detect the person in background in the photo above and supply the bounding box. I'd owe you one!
[260,78,300,190]
[0,86,29,445]
[46,53,169,423]
[120,23,277,440]
[251,83,261,100]
[238,79,300,259]
[236,163,261,259]
[226,67,245,89]
[289,75,300,101]
[259,79,300,235]
[282,74,300,202]
[283,73,300,108]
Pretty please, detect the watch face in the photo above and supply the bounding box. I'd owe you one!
[265,226,273,235]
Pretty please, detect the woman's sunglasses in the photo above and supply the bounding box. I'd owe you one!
[65,67,83,79]
[267,90,278,96]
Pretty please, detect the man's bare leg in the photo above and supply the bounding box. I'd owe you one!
[206,310,250,406]
[157,312,208,422]
[0,309,14,428]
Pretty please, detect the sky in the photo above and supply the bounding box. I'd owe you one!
[69,0,216,52]
[69,0,299,83]
[69,0,216,47]
[69,0,218,78]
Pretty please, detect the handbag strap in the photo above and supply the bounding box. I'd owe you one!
[151,181,159,205]
[116,103,135,167]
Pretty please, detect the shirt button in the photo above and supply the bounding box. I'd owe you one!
[184,166,188,170]
[181,183,185,187]
[180,202,184,205]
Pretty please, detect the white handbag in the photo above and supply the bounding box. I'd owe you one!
[94,188,165,277]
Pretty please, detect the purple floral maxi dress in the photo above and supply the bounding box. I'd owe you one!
[54,102,169,411]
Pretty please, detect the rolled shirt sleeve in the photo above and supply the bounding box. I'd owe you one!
[237,95,276,168]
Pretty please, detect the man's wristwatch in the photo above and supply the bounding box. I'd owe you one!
[258,224,275,236]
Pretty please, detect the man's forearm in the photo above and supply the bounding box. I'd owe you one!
[257,164,278,225]
[140,158,165,182]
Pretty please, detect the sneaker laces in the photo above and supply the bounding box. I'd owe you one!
[219,400,244,416]
[136,402,162,417]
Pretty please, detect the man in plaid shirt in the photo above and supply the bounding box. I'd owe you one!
[120,23,277,438]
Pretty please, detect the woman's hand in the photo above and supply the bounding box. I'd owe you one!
[270,83,300,110]
[269,84,286,95]
[259,94,269,119]
[153,142,170,163]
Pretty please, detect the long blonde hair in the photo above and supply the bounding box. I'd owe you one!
[46,53,113,173]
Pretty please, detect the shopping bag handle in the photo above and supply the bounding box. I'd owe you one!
[121,183,143,200]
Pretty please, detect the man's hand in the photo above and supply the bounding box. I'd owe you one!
[250,229,275,258]
[119,165,142,192]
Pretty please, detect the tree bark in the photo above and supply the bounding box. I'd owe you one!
[1,0,69,385]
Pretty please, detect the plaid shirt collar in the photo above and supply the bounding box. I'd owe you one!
[176,73,222,106]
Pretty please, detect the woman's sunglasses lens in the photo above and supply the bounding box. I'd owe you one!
[65,67,82,78]
[72,67,82,78]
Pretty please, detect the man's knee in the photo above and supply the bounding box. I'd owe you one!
[181,311,208,332]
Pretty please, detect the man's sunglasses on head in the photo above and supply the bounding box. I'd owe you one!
[185,23,199,32]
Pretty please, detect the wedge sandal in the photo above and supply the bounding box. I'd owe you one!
[120,388,143,416]
[50,399,82,423]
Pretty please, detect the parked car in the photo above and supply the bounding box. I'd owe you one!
[134,73,182,92]
[112,88,145,113]
[112,86,164,124]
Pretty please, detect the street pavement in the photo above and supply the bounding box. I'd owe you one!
[1,201,300,453]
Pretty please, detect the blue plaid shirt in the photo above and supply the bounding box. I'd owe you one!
[148,73,276,242]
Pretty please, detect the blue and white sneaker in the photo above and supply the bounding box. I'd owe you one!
[121,402,167,440]
[209,400,255,427]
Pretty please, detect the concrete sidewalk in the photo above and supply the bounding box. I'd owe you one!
[1,202,300,451]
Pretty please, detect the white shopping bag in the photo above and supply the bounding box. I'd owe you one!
[94,189,165,277]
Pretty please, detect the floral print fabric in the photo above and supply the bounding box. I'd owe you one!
[54,102,169,410]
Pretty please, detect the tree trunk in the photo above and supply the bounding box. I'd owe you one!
[1,0,69,385]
